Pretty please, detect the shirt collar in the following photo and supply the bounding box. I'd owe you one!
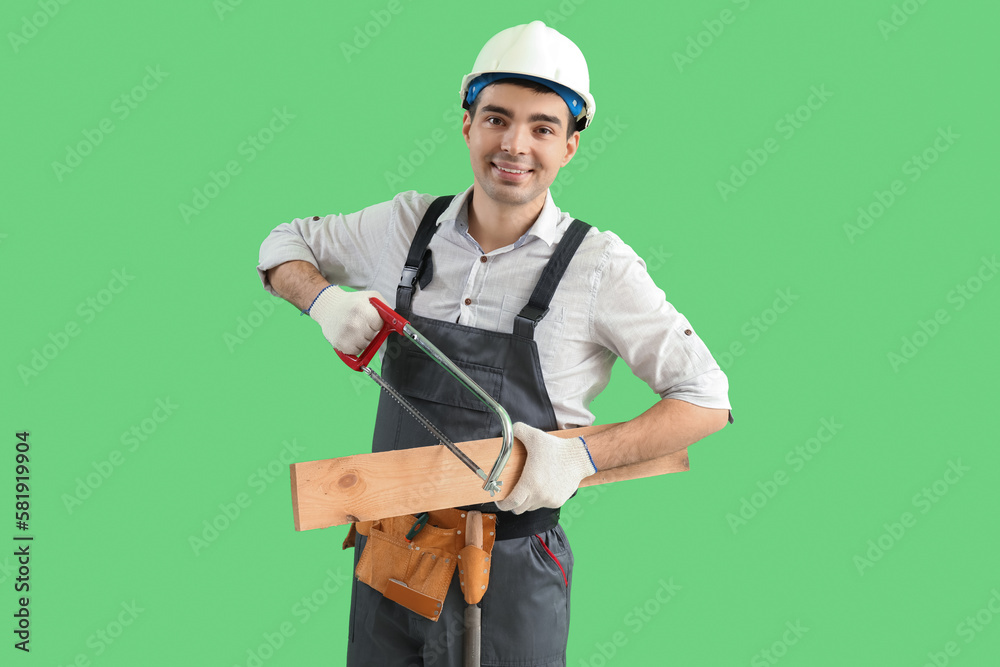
[437,185,562,250]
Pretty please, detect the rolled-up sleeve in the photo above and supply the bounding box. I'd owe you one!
[592,236,731,412]
[256,198,398,296]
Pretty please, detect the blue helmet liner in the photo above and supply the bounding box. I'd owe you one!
[464,72,585,121]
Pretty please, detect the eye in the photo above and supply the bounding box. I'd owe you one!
[536,126,554,135]
[486,116,504,126]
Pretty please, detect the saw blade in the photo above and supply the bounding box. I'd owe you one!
[364,367,487,481]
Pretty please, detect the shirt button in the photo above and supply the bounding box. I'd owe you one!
[480,256,487,263]
[684,329,692,336]
[312,216,320,221]
[464,298,472,306]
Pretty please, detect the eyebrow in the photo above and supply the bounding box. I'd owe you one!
[481,104,564,128]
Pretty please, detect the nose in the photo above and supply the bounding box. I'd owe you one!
[500,123,530,155]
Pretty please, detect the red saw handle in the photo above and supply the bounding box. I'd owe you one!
[335,298,410,371]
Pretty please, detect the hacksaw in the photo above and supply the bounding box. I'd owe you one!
[335,297,514,496]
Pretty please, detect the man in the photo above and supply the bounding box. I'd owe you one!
[258,21,732,666]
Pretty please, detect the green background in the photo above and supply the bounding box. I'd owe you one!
[4,0,999,665]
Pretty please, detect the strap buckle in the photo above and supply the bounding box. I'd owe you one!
[514,304,549,338]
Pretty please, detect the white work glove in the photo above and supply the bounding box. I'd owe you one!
[307,286,386,356]
[495,422,598,515]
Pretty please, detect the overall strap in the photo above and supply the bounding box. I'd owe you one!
[514,218,592,339]
[396,195,455,314]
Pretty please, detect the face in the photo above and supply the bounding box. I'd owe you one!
[462,83,579,208]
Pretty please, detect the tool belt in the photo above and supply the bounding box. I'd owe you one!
[343,509,498,621]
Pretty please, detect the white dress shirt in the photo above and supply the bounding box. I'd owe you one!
[258,185,731,428]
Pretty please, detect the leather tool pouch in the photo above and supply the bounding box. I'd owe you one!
[345,509,496,621]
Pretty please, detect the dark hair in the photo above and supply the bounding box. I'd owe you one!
[467,78,578,139]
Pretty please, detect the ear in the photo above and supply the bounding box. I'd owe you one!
[462,110,473,148]
[560,131,580,167]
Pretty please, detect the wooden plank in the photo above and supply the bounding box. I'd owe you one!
[290,424,689,531]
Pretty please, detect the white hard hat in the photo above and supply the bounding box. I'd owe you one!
[460,21,596,131]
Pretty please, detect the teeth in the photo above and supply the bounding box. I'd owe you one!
[497,165,528,174]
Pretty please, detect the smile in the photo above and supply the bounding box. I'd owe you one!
[491,162,533,181]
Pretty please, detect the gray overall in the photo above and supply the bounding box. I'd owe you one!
[346,195,592,667]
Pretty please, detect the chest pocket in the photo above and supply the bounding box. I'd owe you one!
[394,349,504,414]
[390,349,505,443]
